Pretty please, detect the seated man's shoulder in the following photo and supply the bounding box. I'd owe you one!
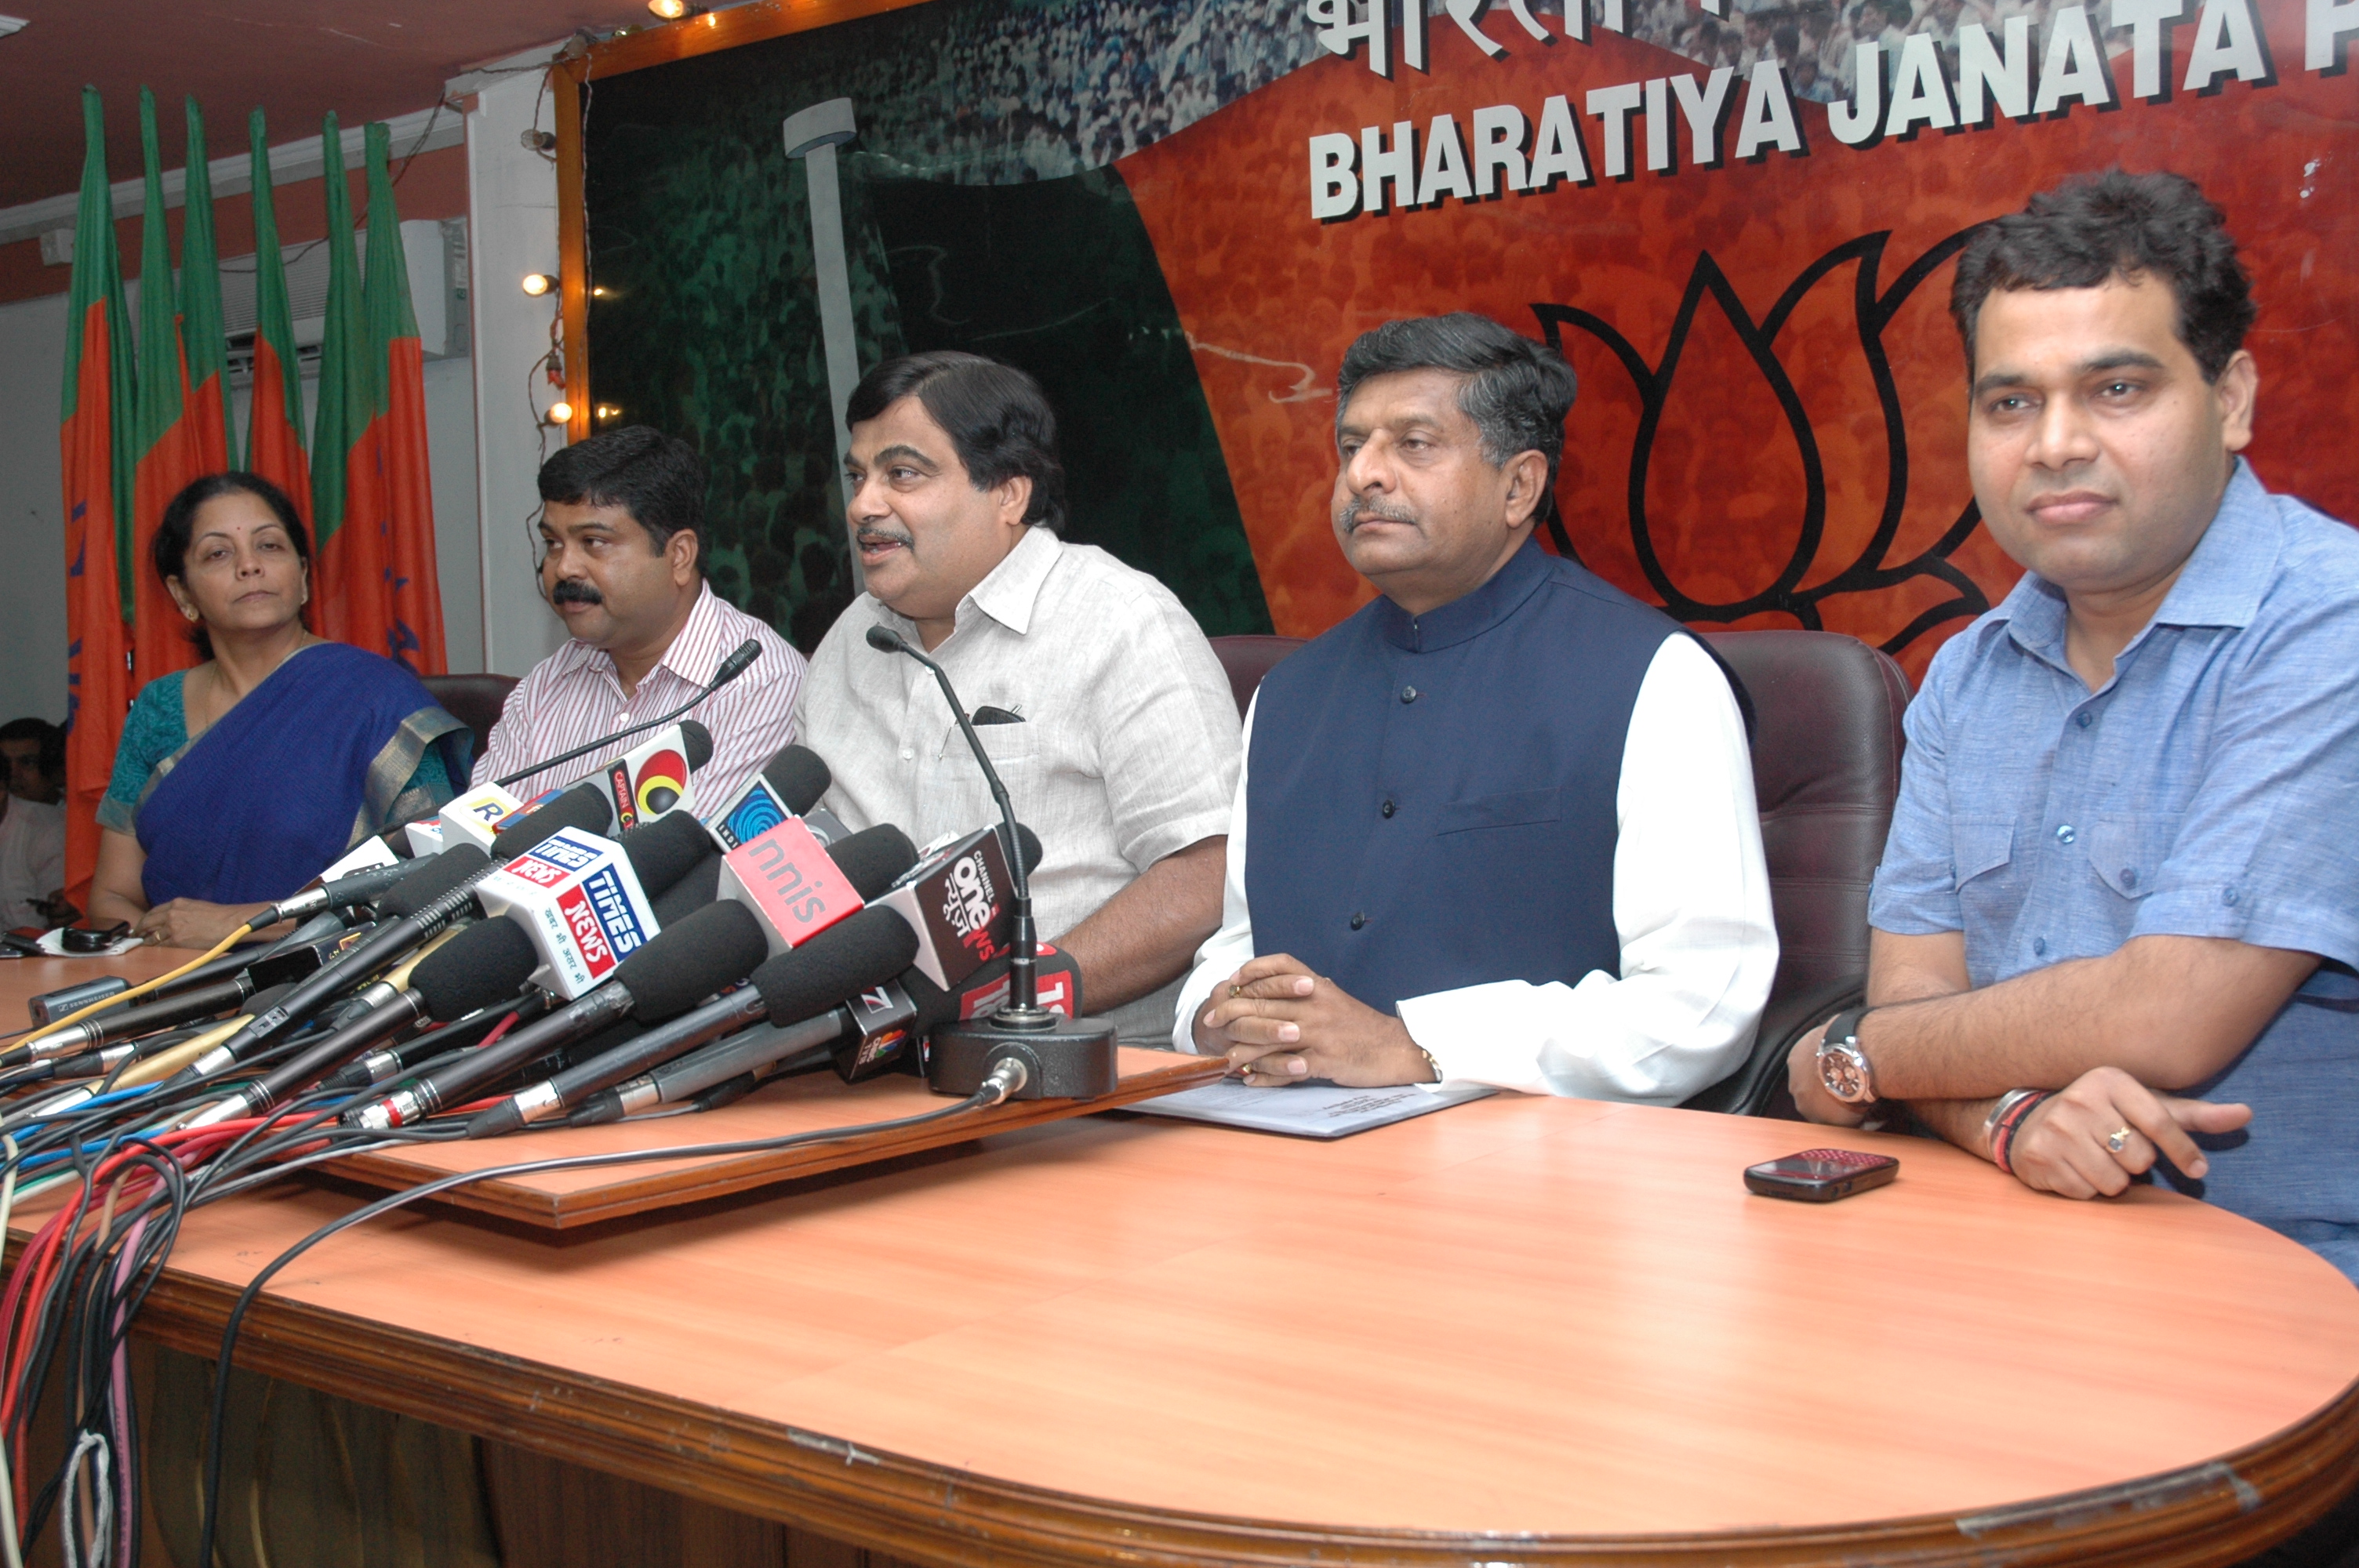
[1044,540,1197,619]
[2266,491,2359,603]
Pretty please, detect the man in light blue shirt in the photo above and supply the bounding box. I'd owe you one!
[1789,169,2359,1283]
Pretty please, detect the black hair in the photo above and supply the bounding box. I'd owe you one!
[845,351,1067,532]
[1950,169,2257,381]
[0,718,62,779]
[537,425,708,568]
[1336,313,1579,521]
[154,473,312,660]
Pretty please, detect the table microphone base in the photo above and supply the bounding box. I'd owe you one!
[927,1014,1119,1100]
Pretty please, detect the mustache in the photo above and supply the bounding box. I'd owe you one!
[550,578,604,607]
[856,526,915,550]
[1336,498,1419,533]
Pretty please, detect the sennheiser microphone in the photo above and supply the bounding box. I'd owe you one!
[494,641,757,790]
[863,626,1115,1097]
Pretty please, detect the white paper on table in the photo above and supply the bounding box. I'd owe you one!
[1131,1076,1496,1139]
[33,929,142,958]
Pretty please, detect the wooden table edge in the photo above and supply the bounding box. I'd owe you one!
[322,1054,1228,1228]
[122,1266,2359,1567]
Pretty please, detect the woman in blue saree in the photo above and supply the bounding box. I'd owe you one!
[87,474,471,949]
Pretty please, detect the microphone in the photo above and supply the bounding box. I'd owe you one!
[494,641,756,790]
[568,937,1085,1126]
[701,743,833,851]
[867,820,1041,990]
[342,898,771,1131]
[863,626,1114,1099]
[467,902,921,1135]
[182,926,541,1127]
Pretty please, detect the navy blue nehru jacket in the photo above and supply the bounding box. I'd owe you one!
[1244,537,1725,1015]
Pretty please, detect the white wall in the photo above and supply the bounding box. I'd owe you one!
[0,284,486,728]
[0,292,69,724]
[465,66,571,679]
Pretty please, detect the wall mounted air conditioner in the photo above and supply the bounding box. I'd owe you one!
[224,216,469,387]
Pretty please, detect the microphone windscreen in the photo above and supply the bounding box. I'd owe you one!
[827,824,918,899]
[680,720,714,772]
[617,811,714,898]
[751,906,921,1024]
[489,782,612,858]
[650,852,721,926]
[378,844,493,920]
[410,920,536,1021]
[863,624,903,654]
[614,900,769,1022]
[1012,822,1042,877]
[763,746,831,815]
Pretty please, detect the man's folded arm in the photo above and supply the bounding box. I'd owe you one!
[1841,932,2318,1105]
[1397,634,1778,1100]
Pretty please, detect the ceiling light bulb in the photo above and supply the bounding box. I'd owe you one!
[546,400,574,425]
[521,272,557,297]
[647,0,687,17]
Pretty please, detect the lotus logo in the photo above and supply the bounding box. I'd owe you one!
[1535,226,1994,665]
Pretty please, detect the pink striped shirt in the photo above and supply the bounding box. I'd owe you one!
[472,583,806,811]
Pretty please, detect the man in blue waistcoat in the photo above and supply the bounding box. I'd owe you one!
[1175,314,1778,1099]
[1789,171,2359,1285]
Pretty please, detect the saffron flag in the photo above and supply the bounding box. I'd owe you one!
[178,96,232,473]
[242,108,309,519]
[309,111,383,651]
[59,88,138,907]
[359,122,447,673]
[129,86,207,684]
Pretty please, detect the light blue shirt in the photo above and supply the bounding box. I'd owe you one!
[1871,461,2359,1280]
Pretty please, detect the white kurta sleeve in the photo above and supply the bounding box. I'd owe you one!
[1394,635,1777,1102]
[1172,698,1259,1052]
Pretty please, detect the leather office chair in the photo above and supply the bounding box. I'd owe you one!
[421,673,520,771]
[1208,634,1306,719]
[1680,631,1910,1116]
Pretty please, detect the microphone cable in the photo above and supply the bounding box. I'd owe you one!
[194,1056,1032,1568]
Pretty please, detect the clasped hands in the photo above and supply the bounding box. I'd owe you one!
[1192,953,1436,1087]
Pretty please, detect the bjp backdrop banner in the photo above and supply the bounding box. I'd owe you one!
[567,0,2358,678]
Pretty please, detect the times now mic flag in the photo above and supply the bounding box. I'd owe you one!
[716,816,862,957]
[475,826,659,998]
[606,724,696,833]
[870,826,1015,989]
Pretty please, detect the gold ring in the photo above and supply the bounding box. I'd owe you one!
[2105,1127,2132,1154]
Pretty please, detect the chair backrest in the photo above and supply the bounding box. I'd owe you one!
[422,673,520,772]
[1683,630,1910,1114]
[1208,635,1307,719]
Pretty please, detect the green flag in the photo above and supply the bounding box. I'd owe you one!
[310,111,365,556]
[243,108,309,507]
[179,95,232,469]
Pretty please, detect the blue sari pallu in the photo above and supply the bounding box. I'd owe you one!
[134,644,471,908]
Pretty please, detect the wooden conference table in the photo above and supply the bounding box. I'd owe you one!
[7,950,2359,1566]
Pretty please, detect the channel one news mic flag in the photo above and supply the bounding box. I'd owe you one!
[311,117,447,674]
[243,108,310,522]
[60,86,138,908]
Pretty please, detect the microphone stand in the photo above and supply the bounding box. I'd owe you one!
[493,638,761,792]
[866,625,1116,1099]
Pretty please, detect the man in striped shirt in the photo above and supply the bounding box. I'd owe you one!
[473,427,805,808]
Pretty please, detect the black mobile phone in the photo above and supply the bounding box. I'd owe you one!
[1743,1147,1899,1203]
[60,922,131,955]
